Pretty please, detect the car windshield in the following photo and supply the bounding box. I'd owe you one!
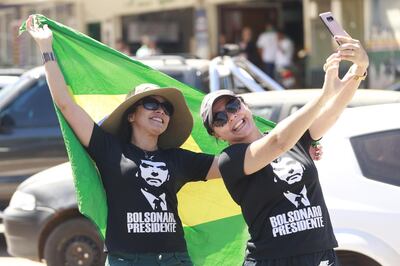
[0,75,36,109]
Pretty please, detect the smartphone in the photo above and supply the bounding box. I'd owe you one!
[319,12,350,44]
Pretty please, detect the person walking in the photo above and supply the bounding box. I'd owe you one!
[239,27,262,67]
[136,35,161,57]
[275,29,296,88]
[200,35,369,266]
[26,15,220,266]
[275,29,294,71]
[257,22,278,78]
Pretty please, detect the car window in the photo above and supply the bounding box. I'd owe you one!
[3,78,58,128]
[350,129,400,186]
[0,75,35,108]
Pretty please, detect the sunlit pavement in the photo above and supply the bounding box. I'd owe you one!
[0,258,45,265]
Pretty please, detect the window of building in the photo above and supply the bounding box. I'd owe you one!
[88,23,101,42]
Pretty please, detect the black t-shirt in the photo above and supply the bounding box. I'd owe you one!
[218,131,338,259]
[86,124,214,254]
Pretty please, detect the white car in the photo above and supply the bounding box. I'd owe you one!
[241,89,400,122]
[317,103,400,266]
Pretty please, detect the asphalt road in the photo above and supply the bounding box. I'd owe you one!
[0,230,45,266]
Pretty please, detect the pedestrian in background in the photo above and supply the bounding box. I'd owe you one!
[115,39,131,56]
[239,27,262,67]
[136,35,161,57]
[257,21,278,78]
[276,29,294,71]
[275,29,296,88]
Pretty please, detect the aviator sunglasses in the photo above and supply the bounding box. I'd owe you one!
[137,96,174,116]
[212,97,242,127]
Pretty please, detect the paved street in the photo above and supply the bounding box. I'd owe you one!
[0,231,45,266]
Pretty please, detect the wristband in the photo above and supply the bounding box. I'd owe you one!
[42,52,56,64]
[311,140,320,148]
[352,71,367,81]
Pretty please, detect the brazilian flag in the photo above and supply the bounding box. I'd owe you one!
[20,15,274,265]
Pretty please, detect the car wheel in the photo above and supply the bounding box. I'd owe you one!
[44,217,105,266]
[337,250,381,266]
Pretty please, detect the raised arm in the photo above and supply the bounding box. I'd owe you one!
[27,15,94,147]
[243,51,343,175]
[309,36,369,140]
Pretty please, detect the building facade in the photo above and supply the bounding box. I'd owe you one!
[0,0,399,88]
[0,0,304,66]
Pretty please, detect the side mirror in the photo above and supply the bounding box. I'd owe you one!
[0,113,15,133]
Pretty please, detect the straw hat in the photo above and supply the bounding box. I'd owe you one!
[100,83,193,149]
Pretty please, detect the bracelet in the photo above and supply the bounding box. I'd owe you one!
[352,71,367,81]
[42,52,56,64]
[311,140,320,148]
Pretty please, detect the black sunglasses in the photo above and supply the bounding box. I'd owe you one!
[212,97,242,128]
[138,96,174,116]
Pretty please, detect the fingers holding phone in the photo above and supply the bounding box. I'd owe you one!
[335,36,369,68]
[319,12,369,71]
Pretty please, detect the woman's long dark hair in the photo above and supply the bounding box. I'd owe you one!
[118,104,138,143]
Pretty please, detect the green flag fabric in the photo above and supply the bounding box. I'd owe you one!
[20,15,275,265]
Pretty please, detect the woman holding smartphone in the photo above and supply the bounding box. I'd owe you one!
[200,35,368,266]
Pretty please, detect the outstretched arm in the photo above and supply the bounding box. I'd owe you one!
[27,15,94,147]
[309,36,369,140]
[243,49,345,175]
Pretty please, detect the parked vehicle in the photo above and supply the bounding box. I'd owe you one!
[0,67,67,209]
[135,53,284,94]
[4,103,400,266]
[209,44,284,93]
[317,103,400,266]
[132,55,211,93]
[4,163,104,265]
[241,89,400,122]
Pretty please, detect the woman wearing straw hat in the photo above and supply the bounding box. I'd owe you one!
[26,16,220,266]
[200,35,368,266]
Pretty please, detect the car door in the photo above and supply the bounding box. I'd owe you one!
[0,76,67,205]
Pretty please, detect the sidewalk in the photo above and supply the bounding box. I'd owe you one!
[0,226,45,265]
[0,258,45,265]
